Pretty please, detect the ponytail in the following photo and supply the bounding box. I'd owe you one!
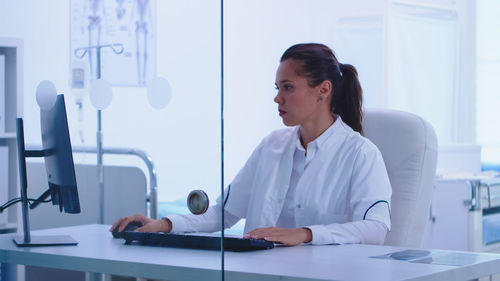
[331,63,363,135]
[281,43,364,135]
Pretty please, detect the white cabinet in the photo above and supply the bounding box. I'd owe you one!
[422,177,500,281]
[0,37,22,281]
[0,37,23,232]
[422,177,500,253]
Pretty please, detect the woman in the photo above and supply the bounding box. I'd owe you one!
[111,43,391,246]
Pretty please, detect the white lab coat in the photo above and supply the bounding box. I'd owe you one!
[168,117,392,245]
[222,117,391,243]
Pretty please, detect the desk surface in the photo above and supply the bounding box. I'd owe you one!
[1,224,500,281]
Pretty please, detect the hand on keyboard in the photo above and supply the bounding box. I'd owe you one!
[110,213,172,234]
[244,227,312,246]
[111,221,142,238]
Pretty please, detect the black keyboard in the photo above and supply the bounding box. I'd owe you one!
[114,231,275,252]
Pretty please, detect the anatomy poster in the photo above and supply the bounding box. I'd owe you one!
[70,0,156,87]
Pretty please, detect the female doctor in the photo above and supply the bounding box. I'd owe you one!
[110,43,392,246]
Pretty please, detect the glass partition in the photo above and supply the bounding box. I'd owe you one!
[7,0,468,279]
[19,0,224,279]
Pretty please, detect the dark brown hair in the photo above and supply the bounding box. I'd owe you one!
[280,43,363,134]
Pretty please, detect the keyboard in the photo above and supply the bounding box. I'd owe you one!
[114,231,275,252]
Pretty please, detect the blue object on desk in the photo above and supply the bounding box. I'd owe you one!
[482,162,500,172]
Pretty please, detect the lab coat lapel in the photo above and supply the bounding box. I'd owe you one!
[244,129,296,233]
[294,121,347,226]
[268,135,295,220]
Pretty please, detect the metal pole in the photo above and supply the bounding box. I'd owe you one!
[74,44,124,224]
[96,47,104,224]
[72,43,123,281]
[97,110,104,224]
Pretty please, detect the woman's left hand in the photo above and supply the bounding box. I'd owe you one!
[244,227,312,246]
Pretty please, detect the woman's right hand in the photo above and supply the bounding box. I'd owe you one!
[109,213,172,233]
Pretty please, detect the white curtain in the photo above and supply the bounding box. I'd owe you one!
[476,0,500,162]
[334,17,384,108]
[388,8,458,144]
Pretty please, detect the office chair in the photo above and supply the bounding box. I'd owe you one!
[362,109,438,247]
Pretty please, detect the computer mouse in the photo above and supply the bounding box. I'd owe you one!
[112,221,142,238]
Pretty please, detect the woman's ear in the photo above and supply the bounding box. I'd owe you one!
[318,80,332,100]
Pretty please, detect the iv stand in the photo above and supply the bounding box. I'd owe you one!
[74,43,124,224]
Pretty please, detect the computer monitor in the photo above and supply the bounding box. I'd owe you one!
[40,94,80,213]
[14,94,80,247]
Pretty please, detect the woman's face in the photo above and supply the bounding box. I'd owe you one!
[274,59,324,127]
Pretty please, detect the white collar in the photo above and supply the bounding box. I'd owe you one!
[295,115,341,152]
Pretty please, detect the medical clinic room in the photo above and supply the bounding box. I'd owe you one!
[2,0,500,280]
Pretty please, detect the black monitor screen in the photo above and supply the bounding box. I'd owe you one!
[40,94,80,214]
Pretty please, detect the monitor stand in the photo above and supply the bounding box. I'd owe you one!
[14,118,78,247]
[13,235,78,247]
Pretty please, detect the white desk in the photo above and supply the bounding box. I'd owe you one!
[1,224,500,281]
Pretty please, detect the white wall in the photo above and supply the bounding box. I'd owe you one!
[0,0,479,206]
[0,0,388,203]
[0,0,221,202]
[224,0,386,185]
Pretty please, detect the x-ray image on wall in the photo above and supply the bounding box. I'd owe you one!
[70,0,156,87]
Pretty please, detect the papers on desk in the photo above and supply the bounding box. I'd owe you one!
[373,249,431,261]
[372,250,432,262]
[371,250,491,266]
[411,252,491,267]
